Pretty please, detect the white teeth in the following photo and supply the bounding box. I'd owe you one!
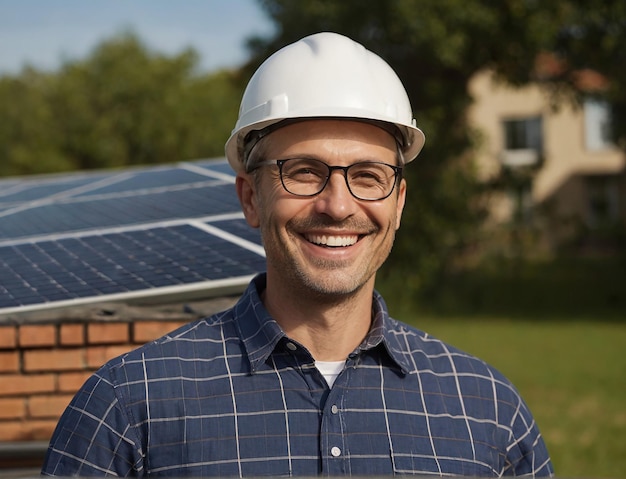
[306,234,358,247]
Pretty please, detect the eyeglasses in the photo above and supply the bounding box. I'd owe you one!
[250,158,402,201]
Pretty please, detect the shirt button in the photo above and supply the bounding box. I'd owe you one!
[331,446,341,457]
[285,342,297,351]
[331,404,339,414]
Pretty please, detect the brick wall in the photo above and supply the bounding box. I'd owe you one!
[0,318,192,443]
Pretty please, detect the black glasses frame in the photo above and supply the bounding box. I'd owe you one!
[251,158,403,201]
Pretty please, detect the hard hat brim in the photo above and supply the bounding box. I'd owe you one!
[225,114,425,172]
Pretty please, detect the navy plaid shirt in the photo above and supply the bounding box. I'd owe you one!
[42,274,553,477]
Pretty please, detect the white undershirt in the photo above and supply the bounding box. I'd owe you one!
[315,360,345,388]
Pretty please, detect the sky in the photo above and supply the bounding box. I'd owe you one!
[0,0,275,75]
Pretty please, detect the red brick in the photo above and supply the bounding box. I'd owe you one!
[0,325,17,349]
[28,394,73,419]
[60,323,84,346]
[30,420,58,440]
[23,349,84,372]
[0,351,19,373]
[0,421,27,442]
[88,322,130,344]
[86,345,132,368]
[0,398,26,419]
[0,419,57,441]
[58,371,93,393]
[134,321,187,343]
[19,324,57,347]
[0,373,56,396]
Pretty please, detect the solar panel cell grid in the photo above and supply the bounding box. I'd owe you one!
[1,181,240,240]
[0,160,265,316]
[211,219,264,246]
[71,168,215,197]
[0,174,109,203]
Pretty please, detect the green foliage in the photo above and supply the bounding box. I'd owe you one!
[0,31,243,176]
[379,255,626,320]
[550,0,626,148]
[0,70,70,176]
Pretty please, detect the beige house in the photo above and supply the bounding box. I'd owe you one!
[468,68,626,251]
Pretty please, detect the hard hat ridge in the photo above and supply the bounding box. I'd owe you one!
[225,31,425,171]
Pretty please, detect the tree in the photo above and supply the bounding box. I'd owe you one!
[548,0,626,148]
[0,70,73,176]
[47,31,242,170]
[0,32,243,176]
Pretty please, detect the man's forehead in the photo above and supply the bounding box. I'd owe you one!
[266,121,397,163]
[264,119,399,149]
[244,117,403,163]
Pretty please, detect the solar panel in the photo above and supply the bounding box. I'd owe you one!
[0,159,265,317]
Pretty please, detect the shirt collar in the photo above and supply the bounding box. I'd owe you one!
[233,274,285,373]
[234,274,412,375]
[358,289,412,375]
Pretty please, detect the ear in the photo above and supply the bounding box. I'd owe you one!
[236,172,260,228]
[395,178,407,230]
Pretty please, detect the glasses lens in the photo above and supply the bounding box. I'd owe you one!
[347,162,398,200]
[280,158,328,196]
[278,158,399,200]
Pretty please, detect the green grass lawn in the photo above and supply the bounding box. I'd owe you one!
[395,315,626,478]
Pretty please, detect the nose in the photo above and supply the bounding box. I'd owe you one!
[312,170,357,220]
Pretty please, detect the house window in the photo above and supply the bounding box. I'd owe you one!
[503,116,543,150]
[501,116,543,167]
[584,99,613,151]
[586,175,620,228]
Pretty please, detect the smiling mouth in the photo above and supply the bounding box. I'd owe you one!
[305,234,359,247]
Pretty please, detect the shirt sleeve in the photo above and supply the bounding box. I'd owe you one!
[505,395,554,476]
[41,365,145,477]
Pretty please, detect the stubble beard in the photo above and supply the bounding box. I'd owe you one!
[264,218,396,303]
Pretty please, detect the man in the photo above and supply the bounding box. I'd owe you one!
[42,32,553,477]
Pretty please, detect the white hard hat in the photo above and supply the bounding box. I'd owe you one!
[225,32,425,172]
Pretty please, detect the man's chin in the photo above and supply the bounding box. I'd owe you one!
[295,269,369,300]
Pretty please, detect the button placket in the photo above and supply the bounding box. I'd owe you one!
[320,374,349,473]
